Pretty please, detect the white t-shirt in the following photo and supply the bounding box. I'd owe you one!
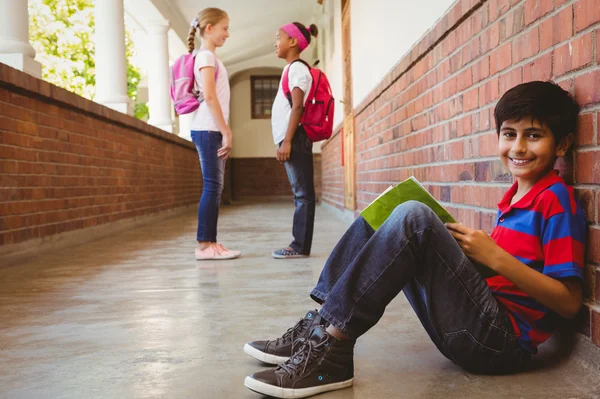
[271,61,312,144]
[191,50,230,132]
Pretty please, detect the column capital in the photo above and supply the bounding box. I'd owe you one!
[0,0,42,78]
[145,20,171,32]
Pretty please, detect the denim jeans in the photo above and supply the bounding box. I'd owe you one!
[191,130,225,242]
[310,201,530,373]
[282,126,316,255]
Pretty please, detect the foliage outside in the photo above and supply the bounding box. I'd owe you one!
[29,0,149,120]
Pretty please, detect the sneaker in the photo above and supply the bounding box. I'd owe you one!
[195,243,241,260]
[272,248,309,259]
[244,326,355,398]
[244,310,327,365]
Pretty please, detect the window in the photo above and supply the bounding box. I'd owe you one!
[251,76,280,119]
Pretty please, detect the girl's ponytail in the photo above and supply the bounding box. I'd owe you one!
[187,25,197,54]
[308,24,319,38]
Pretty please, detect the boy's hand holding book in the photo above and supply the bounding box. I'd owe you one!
[445,223,502,272]
[361,177,497,278]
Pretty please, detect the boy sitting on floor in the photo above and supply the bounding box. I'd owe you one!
[243,81,586,399]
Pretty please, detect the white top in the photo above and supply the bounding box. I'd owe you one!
[271,61,312,144]
[191,50,230,132]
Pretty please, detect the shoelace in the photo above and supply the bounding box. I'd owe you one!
[213,243,232,255]
[276,336,329,378]
[273,318,310,352]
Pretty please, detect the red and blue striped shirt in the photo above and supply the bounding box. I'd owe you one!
[488,170,586,353]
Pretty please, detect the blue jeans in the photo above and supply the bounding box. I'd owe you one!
[191,130,225,242]
[282,127,316,255]
[310,201,530,373]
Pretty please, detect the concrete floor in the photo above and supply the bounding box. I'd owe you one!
[1,202,600,399]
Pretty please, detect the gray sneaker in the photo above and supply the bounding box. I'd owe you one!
[243,310,327,365]
[244,326,355,398]
[272,248,309,259]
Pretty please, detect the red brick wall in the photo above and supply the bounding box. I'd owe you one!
[321,129,344,208]
[0,64,202,247]
[230,155,322,200]
[321,0,600,345]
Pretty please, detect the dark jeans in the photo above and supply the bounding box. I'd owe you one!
[281,127,316,255]
[191,130,225,242]
[310,201,530,374]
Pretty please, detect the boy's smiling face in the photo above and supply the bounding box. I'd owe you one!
[498,117,572,189]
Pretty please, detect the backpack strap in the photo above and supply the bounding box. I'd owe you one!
[281,59,311,106]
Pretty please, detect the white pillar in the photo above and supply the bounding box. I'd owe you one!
[94,0,130,114]
[178,113,194,141]
[0,0,42,78]
[146,22,173,133]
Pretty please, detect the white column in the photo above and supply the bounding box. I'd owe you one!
[94,0,130,114]
[0,0,42,78]
[178,113,194,141]
[146,22,173,133]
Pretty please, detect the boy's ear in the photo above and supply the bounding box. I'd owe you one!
[556,133,575,157]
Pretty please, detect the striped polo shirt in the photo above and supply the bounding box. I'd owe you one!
[487,170,586,353]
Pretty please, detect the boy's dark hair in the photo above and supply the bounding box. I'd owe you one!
[293,22,319,44]
[494,81,580,143]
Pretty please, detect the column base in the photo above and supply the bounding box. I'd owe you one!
[177,113,194,141]
[0,54,42,78]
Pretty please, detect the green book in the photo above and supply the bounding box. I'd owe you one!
[360,176,496,278]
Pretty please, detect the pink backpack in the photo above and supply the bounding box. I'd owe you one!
[282,59,334,142]
[170,49,219,115]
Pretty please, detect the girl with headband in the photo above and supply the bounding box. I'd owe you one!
[270,22,319,260]
[188,8,241,261]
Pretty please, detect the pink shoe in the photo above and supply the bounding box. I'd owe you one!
[195,243,241,260]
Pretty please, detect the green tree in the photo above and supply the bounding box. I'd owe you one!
[29,0,148,120]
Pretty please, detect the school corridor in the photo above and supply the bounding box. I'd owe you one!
[1,202,599,399]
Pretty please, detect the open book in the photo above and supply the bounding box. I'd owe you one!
[360,177,496,278]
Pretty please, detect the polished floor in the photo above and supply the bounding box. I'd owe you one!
[1,203,600,399]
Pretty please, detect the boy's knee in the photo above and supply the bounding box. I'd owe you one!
[389,201,436,224]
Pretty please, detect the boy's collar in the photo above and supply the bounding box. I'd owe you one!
[498,169,563,212]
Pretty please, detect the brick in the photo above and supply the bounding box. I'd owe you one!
[588,227,600,264]
[574,0,600,32]
[595,267,600,304]
[524,0,554,26]
[502,6,525,41]
[499,67,523,94]
[575,188,595,222]
[489,0,512,22]
[592,309,600,346]
[512,27,540,63]
[554,32,594,77]
[576,113,595,147]
[575,150,600,184]
[464,88,479,112]
[472,56,490,83]
[598,29,600,63]
[574,70,600,107]
[479,77,500,106]
[540,6,573,50]
[523,52,553,81]
[490,42,512,75]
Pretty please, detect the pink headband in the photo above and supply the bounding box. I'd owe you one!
[281,23,309,52]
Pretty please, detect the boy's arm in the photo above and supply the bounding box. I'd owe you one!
[277,87,304,162]
[488,249,582,319]
[446,223,583,319]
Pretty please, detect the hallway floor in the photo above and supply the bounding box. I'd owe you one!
[1,203,599,399]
